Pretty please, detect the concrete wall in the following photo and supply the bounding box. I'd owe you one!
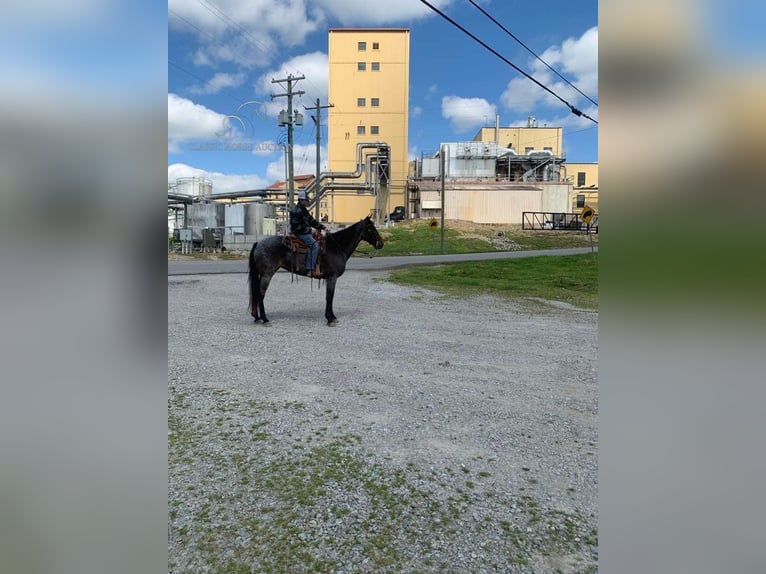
[418,183,571,224]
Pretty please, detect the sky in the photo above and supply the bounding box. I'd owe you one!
[168,0,598,194]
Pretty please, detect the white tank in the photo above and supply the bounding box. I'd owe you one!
[174,177,212,198]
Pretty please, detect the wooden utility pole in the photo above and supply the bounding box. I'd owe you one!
[304,98,334,220]
[271,74,305,209]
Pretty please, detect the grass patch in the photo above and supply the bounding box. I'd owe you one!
[357,221,491,256]
[355,220,597,257]
[168,384,598,573]
[388,253,598,309]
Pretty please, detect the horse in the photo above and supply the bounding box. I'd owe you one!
[248,216,384,325]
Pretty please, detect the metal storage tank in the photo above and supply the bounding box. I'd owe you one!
[244,202,277,236]
[187,203,224,239]
[173,177,212,198]
[224,204,245,234]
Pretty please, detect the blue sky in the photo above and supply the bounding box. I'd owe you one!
[168,0,598,194]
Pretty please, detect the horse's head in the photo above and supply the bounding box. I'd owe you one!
[362,216,384,250]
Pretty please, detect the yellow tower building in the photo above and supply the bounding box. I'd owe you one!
[327,28,410,223]
[473,123,564,157]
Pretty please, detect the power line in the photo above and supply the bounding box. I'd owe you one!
[416,0,597,124]
[466,0,597,107]
[168,60,245,106]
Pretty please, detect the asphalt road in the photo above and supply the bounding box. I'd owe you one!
[167,246,597,275]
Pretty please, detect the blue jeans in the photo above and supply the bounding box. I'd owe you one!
[297,233,319,271]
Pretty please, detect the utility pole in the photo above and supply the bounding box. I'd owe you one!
[271,74,305,209]
[440,144,447,254]
[304,98,334,220]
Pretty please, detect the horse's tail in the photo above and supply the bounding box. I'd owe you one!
[248,242,259,314]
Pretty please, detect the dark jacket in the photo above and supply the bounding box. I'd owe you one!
[289,203,325,235]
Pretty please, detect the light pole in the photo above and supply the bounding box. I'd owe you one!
[440,144,447,254]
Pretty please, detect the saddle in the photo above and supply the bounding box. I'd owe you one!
[282,233,326,275]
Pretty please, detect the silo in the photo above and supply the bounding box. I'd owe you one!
[224,204,245,235]
[174,177,212,198]
[244,202,277,236]
[187,203,224,240]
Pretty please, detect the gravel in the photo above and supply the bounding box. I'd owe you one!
[168,270,598,573]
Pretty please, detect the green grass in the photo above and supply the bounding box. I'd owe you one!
[169,384,598,573]
[169,220,596,259]
[354,220,597,256]
[387,253,598,310]
[357,221,492,256]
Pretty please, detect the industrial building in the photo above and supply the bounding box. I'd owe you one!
[167,177,277,252]
[325,28,409,223]
[168,28,598,238]
[406,117,588,224]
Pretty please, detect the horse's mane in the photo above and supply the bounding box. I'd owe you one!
[328,218,365,242]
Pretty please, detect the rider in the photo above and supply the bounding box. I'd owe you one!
[289,190,326,278]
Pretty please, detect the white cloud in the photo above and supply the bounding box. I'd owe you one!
[311,0,452,25]
[168,163,270,194]
[255,52,328,117]
[168,0,321,67]
[441,95,497,133]
[189,72,246,95]
[168,93,228,152]
[169,0,454,68]
[501,27,598,114]
[265,143,327,183]
[410,106,423,118]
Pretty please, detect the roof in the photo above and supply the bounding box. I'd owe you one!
[329,28,409,33]
[266,174,315,190]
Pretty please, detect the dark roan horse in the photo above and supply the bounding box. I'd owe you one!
[248,216,384,325]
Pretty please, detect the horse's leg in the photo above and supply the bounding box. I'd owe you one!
[258,272,274,323]
[324,276,338,324]
[248,244,261,322]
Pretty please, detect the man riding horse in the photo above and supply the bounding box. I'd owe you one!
[289,190,326,278]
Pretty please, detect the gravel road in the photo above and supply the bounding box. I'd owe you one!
[168,269,598,573]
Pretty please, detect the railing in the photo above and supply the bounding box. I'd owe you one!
[412,175,569,184]
[522,212,598,233]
